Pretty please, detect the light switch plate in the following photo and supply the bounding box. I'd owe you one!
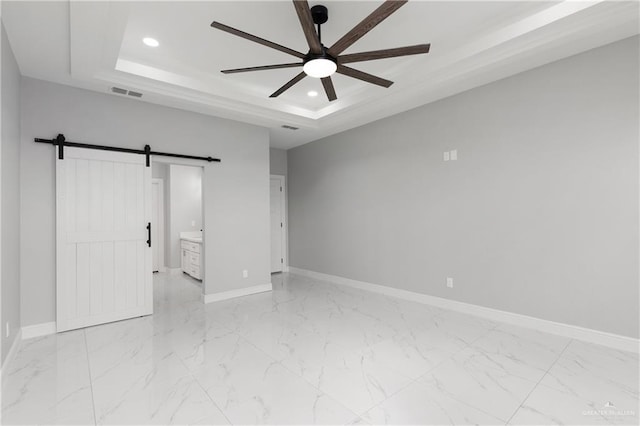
[242,270,248,278]
[443,152,450,161]
[446,277,454,288]
[450,150,458,161]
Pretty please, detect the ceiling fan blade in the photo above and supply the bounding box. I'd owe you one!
[270,72,307,98]
[222,63,303,74]
[293,0,322,54]
[328,0,408,56]
[321,77,337,101]
[337,65,393,88]
[211,21,305,59]
[339,44,430,64]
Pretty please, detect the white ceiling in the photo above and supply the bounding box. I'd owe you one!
[3,1,638,149]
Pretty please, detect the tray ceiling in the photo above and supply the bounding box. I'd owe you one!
[3,1,638,148]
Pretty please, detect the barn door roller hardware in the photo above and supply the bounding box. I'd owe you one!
[34,134,221,166]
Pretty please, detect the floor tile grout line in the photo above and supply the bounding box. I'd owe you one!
[357,358,452,421]
[156,276,237,423]
[452,325,567,385]
[272,274,504,421]
[439,333,575,424]
[179,324,361,425]
[366,322,536,423]
[83,328,99,426]
[504,338,574,425]
[355,324,498,421]
[227,317,365,422]
[173,348,235,425]
[270,346,362,423]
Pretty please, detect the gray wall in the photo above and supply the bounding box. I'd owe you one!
[288,36,639,338]
[270,148,287,176]
[168,164,202,268]
[1,22,21,363]
[20,77,271,327]
[151,162,171,268]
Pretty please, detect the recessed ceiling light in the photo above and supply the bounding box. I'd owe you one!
[143,37,159,47]
[307,90,318,97]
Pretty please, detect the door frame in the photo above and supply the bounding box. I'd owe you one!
[151,178,166,273]
[270,175,288,272]
[152,157,207,298]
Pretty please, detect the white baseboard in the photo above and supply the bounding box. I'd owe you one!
[21,322,57,340]
[202,283,272,304]
[288,267,639,354]
[1,329,22,383]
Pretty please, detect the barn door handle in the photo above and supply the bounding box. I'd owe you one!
[146,222,151,247]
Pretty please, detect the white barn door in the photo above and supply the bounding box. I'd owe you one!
[56,147,153,332]
[151,180,162,273]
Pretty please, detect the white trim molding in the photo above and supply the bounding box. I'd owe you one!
[21,322,57,340]
[1,329,22,383]
[202,283,272,304]
[289,267,639,354]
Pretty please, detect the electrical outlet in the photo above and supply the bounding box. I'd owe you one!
[191,220,196,227]
[443,151,450,161]
[242,270,248,278]
[5,322,9,338]
[446,277,454,288]
[450,149,458,161]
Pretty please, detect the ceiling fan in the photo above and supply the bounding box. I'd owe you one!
[210,0,430,102]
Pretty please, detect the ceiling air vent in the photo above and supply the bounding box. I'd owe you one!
[110,87,143,98]
[111,87,127,95]
[281,125,299,131]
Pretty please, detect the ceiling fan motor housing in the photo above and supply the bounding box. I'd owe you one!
[311,5,328,25]
[305,48,336,64]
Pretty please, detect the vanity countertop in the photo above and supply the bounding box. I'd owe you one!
[181,236,202,243]
[180,231,203,244]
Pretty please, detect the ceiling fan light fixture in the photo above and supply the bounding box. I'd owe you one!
[303,58,337,78]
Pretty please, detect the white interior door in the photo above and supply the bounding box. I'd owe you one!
[56,147,153,332]
[270,177,283,273]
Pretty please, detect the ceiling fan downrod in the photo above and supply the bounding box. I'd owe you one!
[311,5,328,44]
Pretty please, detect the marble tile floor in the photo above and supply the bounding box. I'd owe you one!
[1,272,638,425]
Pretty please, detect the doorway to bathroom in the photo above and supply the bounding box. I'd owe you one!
[151,161,204,299]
